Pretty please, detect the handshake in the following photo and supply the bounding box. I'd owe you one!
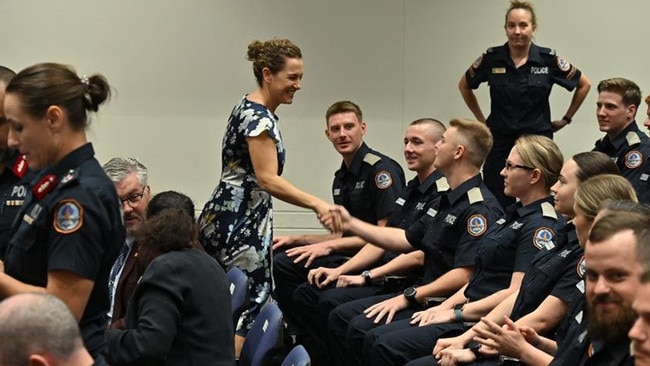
[319,205,350,234]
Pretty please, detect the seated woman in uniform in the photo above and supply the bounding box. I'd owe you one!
[106,206,234,365]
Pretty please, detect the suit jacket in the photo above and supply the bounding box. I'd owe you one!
[106,248,234,366]
[109,241,156,330]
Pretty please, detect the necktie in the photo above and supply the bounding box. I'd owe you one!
[107,242,130,320]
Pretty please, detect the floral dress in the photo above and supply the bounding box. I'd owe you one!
[198,96,284,335]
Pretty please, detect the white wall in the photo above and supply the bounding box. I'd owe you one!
[1,0,648,234]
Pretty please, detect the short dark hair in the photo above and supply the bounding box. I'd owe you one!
[572,151,620,183]
[0,66,16,86]
[326,100,363,125]
[137,208,195,253]
[597,77,642,108]
[147,191,195,221]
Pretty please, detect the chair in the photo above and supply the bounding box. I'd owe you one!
[238,302,284,366]
[280,345,311,366]
[227,266,249,328]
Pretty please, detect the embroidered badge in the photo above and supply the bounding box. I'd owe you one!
[557,57,571,72]
[625,150,642,169]
[33,175,58,200]
[375,171,393,189]
[53,199,83,234]
[576,255,586,277]
[467,214,487,237]
[533,227,554,250]
[471,54,483,69]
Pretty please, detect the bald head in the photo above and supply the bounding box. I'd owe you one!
[0,293,90,366]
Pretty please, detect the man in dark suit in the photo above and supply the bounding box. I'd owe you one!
[103,157,153,329]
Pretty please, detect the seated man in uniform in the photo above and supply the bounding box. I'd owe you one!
[290,118,448,360]
[323,118,505,366]
[592,77,650,204]
[273,100,405,336]
[0,293,94,366]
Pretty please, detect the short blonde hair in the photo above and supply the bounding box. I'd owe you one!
[575,174,638,221]
[449,118,493,169]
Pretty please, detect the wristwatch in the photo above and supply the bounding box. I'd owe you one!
[403,286,419,307]
[453,303,465,322]
[361,270,372,285]
[467,340,483,360]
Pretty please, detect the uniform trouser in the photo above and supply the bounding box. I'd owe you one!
[327,294,416,366]
[293,284,385,364]
[363,319,467,366]
[272,251,347,334]
[483,138,516,209]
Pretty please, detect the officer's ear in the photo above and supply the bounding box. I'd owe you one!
[44,106,65,133]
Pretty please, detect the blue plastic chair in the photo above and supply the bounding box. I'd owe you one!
[280,345,311,366]
[238,302,283,366]
[226,267,249,329]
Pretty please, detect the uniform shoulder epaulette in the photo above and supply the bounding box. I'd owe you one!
[626,131,642,146]
[436,177,450,192]
[467,187,484,204]
[485,46,496,54]
[363,152,382,166]
[538,47,556,56]
[540,201,558,220]
[57,169,80,189]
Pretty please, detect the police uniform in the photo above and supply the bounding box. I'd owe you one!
[593,121,650,204]
[328,174,504,366]
[0,152,30,260]
[292,170,449,362]
[465,43,582,207]
[361,198,564,365]
[549,321,633,365]
[3,143,125,359]
[273,142,405,339]
[510,223,583,321]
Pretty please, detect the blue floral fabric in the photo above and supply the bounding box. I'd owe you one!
[198,96,284,335]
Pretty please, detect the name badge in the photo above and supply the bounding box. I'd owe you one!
[492,67,506,74]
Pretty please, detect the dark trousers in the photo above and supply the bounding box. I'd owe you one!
[363,319,466,365]
[328,294,417,366]
[272,250,347,333]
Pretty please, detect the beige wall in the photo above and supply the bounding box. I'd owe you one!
[1,0,648,234]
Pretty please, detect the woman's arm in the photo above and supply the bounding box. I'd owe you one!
[460,272,525,321]
[458,76,486,123]
[248,133,330,217]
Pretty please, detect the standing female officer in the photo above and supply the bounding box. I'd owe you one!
[0,63,124,363]
[197,38,333,355]
[459,0,591,208]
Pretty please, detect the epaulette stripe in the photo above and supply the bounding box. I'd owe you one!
[467,187,484,204]
[363,153,381,166]
[541,202,558,220]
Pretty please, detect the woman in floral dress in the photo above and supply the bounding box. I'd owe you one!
[198,38,332,355]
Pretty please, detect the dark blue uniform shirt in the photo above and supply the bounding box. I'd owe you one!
[464,197,563,301]
[466,42,582,137]
[511,223,583,321]
[0,152,31,260]
[593,121,650,204]
[405,174,504,283]
[4,143,125,358]
[333,142,405,232]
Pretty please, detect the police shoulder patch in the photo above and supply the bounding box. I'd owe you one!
[375,170,393,189]
[471,54,484,69]
[625,150,643,169]
[557,57,571,72]
[577,255,586,278]
[467,214,487,237]
[533,227,554,250]
[53,199,84,234]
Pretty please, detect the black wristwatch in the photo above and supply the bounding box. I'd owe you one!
[467,340,483,360]
[361,270,372,285]
[403,286,419,307]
